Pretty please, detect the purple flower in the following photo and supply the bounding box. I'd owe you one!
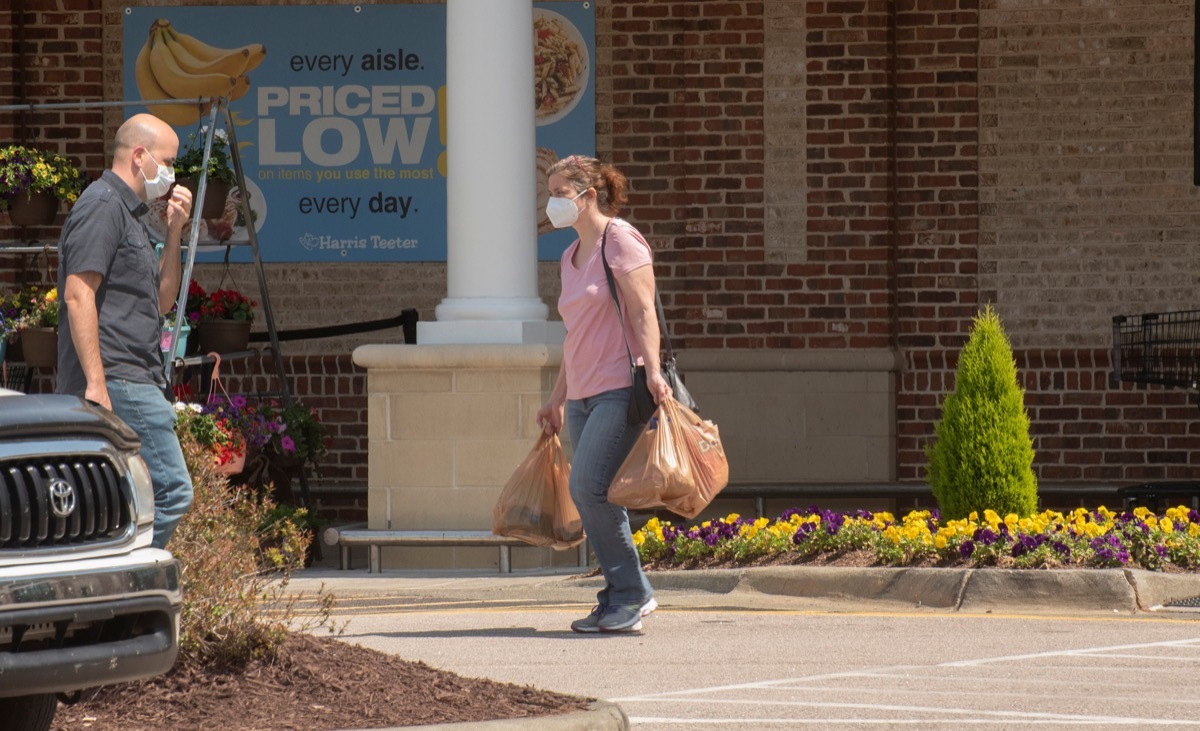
[959,540,976,559]
[974,527,998,546]
[792,522,817,545]
[280,435,296,454]
[1011,534,1044,559]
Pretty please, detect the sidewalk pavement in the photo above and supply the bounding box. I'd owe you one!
[288,563,1200,731]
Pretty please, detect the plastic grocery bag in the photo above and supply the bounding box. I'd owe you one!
[608,396,729,519]
[492,432,584,550]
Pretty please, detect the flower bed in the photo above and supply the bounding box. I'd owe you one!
[633,505,1200,572]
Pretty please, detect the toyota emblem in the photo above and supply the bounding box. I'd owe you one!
[47,479,77,519]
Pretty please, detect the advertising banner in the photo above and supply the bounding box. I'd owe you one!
[122,3,595,262]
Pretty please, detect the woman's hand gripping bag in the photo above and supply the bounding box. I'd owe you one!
[608,396,729,520]
[492,432,584,550]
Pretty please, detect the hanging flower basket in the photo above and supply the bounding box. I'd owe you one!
[19,327,57,369]
[160,320,191,366]
[178,178,231,219]
[0,144,85,226]
[4,190,60,226]
[196,319,251,354]
[215,449,247,475]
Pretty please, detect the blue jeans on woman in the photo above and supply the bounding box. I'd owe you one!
[567,387,654,608]
[108,379,194,549]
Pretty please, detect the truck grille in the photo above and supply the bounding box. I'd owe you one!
[0,456,132,549]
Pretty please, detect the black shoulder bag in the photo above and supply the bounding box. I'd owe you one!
[599,222,698,424]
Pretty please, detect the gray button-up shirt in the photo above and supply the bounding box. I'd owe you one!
[56,169,165,395]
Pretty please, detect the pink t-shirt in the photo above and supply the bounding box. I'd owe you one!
[559,219,653,400]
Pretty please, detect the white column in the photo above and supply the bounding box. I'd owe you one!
[421,0,561,345]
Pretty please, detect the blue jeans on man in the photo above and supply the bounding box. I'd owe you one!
[107,379,194,549]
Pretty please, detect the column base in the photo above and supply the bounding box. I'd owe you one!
[418,319,566,345]
[435,296,549,322]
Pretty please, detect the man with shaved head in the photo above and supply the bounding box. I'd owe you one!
[56,112,195,549]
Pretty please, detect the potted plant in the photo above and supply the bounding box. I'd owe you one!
[0,144,86,226]
[163,280,208,360]
[273,400,330,468]
[173,127,236,219]
[215,396,328,502]
[173,402,247,474]
[14,285,59,368]
[195,287,256,354]
[0,292,21,365]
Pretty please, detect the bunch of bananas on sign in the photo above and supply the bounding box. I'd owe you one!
[135,18,265,127]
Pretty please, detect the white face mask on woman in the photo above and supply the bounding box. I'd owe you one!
[545,189,587,229]
[140,151,175,200]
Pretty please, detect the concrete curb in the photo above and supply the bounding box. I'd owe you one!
[340,701,629,731]
[641,566,1200,613]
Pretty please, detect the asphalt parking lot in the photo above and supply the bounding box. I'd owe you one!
[290,567,1200,730]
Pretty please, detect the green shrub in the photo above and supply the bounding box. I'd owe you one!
[925,305,1037,520]
[172,431,338,667]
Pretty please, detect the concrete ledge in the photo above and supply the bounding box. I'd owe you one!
[646,566,1200,615]
[739,567,967,608]
[375,700,629,731]
[1124,569,1200,610]
[335,530,589,574]
[353,343,562,369]
[674,348,901,372]
[958,569,1138,613]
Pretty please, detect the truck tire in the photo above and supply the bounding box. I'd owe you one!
[0,694,57,731]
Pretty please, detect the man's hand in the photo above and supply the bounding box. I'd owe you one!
[64,271,109,411]
[165,184,192,233]
[85,386,112,412]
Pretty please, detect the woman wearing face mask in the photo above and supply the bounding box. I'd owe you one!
[536,155,671,634]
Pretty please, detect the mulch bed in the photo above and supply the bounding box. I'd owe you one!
[51,633,591,731]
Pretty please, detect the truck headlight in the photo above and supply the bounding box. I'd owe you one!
[127,453,156,527]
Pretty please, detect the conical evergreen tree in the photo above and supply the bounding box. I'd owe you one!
[925,305,1037,520]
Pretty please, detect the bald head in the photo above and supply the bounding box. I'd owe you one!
[112,113,180,199]
[114,114,178,162]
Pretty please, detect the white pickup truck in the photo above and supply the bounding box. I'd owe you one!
[0,390,181,731]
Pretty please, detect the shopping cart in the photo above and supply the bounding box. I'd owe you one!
[1111,309,1200,509]
[1111,309,1200,392]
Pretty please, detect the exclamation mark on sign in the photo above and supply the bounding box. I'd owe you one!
[437,85,447,177]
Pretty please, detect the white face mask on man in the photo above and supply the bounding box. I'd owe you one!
[140,151,175,200]
[545,189,587,229]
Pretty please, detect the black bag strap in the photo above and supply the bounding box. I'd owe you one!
[598,219,676,369]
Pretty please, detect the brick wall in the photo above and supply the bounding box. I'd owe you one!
[979,1,1200,349]
[969,0,1200,485]
[891,0,982,479]
[605,1,770,348]
[5,0,1200,506]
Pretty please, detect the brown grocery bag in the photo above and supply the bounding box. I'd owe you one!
[492,432,584,550]
[609,396,729,519]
